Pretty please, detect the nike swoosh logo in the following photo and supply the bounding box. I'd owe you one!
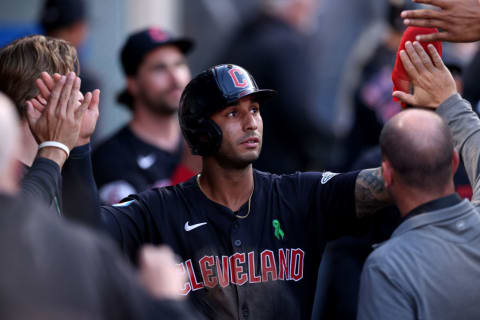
[184,221,207,232]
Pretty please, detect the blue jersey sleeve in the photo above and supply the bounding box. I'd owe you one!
[100,190,160,264]
[298,170,362,240]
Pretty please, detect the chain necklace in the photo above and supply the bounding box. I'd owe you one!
[196,173,254,219]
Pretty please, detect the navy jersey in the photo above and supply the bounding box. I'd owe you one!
[93,126,183,204]
[100,170,360,320]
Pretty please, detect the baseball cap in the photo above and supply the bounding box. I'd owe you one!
[40,0,86,33]
[120,27,194,77]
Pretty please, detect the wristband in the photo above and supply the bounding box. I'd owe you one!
[38,141,70,157]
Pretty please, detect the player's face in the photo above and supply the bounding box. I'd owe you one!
[134,45,191,115]
[210,96,263,168]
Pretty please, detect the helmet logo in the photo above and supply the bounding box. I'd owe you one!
[228,68,248,88]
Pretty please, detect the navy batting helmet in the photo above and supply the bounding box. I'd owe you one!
[179,64,276,156]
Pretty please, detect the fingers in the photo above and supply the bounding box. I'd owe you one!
[46,75,66,117]
[412,42,435,72]
[90,89,100,111]
[25,101,39,127]
[399,47,419,80]
[393,91,416,106]
[30,97,46,112]
[427,44,445,69]
[57,72,76,118]
[75,92,92,120]
[403,18,448,31]
[40,72,55,91]
[35,78,51,100]
[66,76,82,117]
[401,8,442,20]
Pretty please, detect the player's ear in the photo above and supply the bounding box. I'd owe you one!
[381,160,393,189]
[127,76,139,96]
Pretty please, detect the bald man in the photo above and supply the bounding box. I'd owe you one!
[357,109,480,319]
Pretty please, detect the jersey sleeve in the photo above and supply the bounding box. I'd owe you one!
[437,94,480,205]
[100,190,160,264]
[357,258,415,320]
[20,157,62,216]
[299,170,362,240]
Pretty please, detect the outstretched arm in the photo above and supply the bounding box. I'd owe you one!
[393,40,480,203]
[355,168,391,218]
[401,0,480,43]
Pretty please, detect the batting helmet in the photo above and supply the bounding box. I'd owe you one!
[179,64,276,156]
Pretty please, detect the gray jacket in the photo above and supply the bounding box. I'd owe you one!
[357,94,480,320]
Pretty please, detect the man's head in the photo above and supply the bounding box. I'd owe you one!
[0,93,21,194]
[179,64,276,167]
[380,109,458,196]
[118,27,193,115]
[0,35,79,118]
[40,0,88,48]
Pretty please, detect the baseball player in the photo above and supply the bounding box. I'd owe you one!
[94,64,389,320]
[93,28,199,204]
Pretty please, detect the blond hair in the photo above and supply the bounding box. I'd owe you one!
[0,35,79,118]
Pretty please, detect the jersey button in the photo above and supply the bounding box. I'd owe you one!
[234,239,242,247]
[242,306,249,319]
[232,222,239,233]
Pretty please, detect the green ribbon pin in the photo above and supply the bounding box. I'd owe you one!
[272,219,285,240]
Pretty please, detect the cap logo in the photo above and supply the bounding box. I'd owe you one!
[228,68,248,88]
[148,28,168,42]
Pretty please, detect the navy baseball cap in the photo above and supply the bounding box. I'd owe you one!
[120,27,194,76]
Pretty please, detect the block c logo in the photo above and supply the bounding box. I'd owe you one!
[228,68,248,88]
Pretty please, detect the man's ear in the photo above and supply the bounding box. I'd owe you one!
[127,77,138,96]
[452,149,460,176]
[381,160,393,189]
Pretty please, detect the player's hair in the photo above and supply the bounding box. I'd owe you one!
[0,35,79,118]
[380,110,454,191]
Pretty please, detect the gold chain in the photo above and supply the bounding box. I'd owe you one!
[196,173,254,219]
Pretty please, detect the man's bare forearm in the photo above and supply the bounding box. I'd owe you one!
[355,167,391,218]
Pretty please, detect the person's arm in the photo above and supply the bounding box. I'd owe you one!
[33,72,101,224]
[357,259,415,320]
[355,168,391,218]
[391,41,480,203]
[19,73,90,214]
[436,95,480,204]
[20,157,62,215]
[401,0,480,43]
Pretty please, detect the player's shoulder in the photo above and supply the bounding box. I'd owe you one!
[122,174,198,206]
[93,126,132,159]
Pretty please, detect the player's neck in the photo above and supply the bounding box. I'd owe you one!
[393,184,455,217]
[199,162,254,212]
[18,121,38,167]
[130,106,180,152]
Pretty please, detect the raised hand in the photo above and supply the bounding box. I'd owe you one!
[392,41,457,108]
[26,72,90,167]
[401,0,480,43]
[138,245,186,300]
[32,72,100,147]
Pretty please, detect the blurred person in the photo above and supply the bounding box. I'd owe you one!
[358,41,480,320]
[0,35,99,223]
[217,0,332,174]
[401,0,480,43]
[340,0,413,170]
[0,92,200,320]
[40,0,101,95]
[93,28,200,204]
